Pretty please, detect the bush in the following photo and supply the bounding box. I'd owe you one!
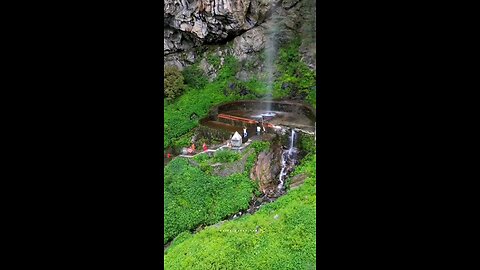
[274,38,316,106]
[249,141,270,154]
[164,66,185,102]
[298,135,315,153]
[213,149,240,163]
[182,64,207,89]
[164,158,254,244]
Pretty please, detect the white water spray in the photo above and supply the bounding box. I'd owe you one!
[264,6,281,113]
[289,129,295,155]
[278,129,296,190]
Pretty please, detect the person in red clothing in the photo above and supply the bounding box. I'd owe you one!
[167,153,171,159]
[203,142,208,151]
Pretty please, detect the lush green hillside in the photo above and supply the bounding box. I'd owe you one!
[164,38,316,149]
[164,158,255,244]
[163,34,317,269]
[164,154,317,269]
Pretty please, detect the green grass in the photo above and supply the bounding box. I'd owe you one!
[164,154,316,269]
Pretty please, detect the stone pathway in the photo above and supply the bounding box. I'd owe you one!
[178,138,255,158]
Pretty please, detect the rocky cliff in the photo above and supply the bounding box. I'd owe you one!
[164,0,315,70]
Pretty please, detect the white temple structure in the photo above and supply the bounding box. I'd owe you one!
[231,131,243,147]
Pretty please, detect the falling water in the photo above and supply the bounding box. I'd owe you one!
[264,6,281,113]
[278,151,287,189]
[278,129,296,190]
[289,129,295,155]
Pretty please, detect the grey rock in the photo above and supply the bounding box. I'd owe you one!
[164,0,282,57]
[235,70,249,81]
[289,173,308,190]
[250,143,283,196]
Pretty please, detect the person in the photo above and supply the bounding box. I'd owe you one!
[256,125,261,135]
[167,153,171,159]
[191,143,196,151]
[203,142,208,151]
[243,126,248,138]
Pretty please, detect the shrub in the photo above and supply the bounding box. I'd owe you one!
[164,158,253,244]
[182,64,207,89]
[213,149,240,163]
[249,141,270,154]
[164,65,185,102]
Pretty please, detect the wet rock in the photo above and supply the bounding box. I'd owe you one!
[289,173,308,190]
[250,143,283,196]
[282,0,301,9]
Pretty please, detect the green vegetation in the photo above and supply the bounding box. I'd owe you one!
[164,38,316,149]
[298,134,316,153]
[213,149,241,163]
[207,54,221,69]
[164,56,242,149]
[274,38,316,106]
[164,158,255,244]
[163,34,316,269]
[164,66,185,102]
[164,154,317,269]
[182,64,207,90]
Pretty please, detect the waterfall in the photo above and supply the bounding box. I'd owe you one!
[277,151,287,189]
[278,129,297,190]
[289,129,295,155]
[264,7,281,112]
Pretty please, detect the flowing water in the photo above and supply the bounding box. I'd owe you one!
[264,7,282,112]
[278,129,297,190]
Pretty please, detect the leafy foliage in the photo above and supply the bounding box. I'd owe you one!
[164,56,242,148]
[182,64,207,90]
[164,158,254,244]
[249,141,270,154]
[274,38,316,106]
[298,134,316,153]
[164,155,317,270]
[213,149,241,163]
[164,66,185,102]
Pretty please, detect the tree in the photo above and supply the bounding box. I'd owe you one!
[164,65,185,102]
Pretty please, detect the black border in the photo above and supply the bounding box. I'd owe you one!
[10,1,472,268]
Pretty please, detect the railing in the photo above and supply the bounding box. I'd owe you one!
[217,113,258,124]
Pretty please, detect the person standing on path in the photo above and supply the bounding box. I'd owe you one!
[203,142,208,152]
[256,125,261,135]
[243,126,248,138]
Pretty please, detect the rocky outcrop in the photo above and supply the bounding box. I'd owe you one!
[164,0,281,54]
[289,173,307,190]
[164,0,315,69]
[250,144,283,197]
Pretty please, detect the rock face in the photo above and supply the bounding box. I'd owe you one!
[164,0,316,69]
[289,173,307,190]
[164,0,280,55]
[250,143,283,197]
